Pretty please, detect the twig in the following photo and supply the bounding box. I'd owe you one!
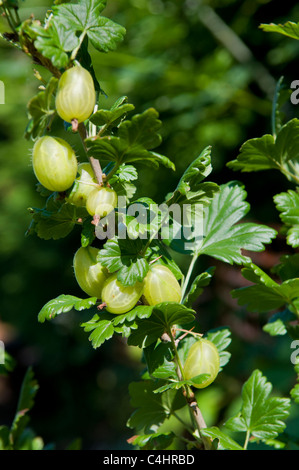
[90,157,103,185]
[77,122,103,185]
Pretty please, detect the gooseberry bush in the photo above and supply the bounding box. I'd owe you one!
[1,0,299,451]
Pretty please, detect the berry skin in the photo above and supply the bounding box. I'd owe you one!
[183,338,220,389]
[55,66,96,124]
[73,246,109,299]
[32,136,78,192]
[86,186,118,218]
[142,264,182,306]
[67,163,97,207]
[101,273,144,314]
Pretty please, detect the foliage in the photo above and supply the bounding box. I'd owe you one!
[0,0,299,452]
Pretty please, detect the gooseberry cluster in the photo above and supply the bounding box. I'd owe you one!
[31,65,118,219]
[31,63,220,391]
[73,246,182,314]
[73,246,220,388]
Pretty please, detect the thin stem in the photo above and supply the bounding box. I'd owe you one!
[168,328,212,450]
[175,328,202,340]
[105,162,120,183]
[173,412,194,436]
[97,122,110,138]
[77,122,88,154]
[253,146,299,185]
[2,5,17,32]
[168,327,185,380]
[176,434,197,447]
[13,6,21,26]
[280,166,299,186]
[180,252,198,302]
[77,122,103,185]
[243,430,250,450]
[89,104,98,138]
[290,300,299,319]
[70,31,87,62]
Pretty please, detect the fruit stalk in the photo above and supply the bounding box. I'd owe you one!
[167,328,212,450]
[77,122,103,185]
[180,252,198,302]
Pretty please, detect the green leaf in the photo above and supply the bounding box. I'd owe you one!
[97,238,149,286]
[38,294,97,323]
[227,119,299,184]
[127,380,185,433]
[106,163,138,202]
[290,363,299,404]
[118,107,162,150]
[274,190,299,248]
[205,327,231,370]
[183,267,215,307]
[86,109,175,170]
[271,76,290,137]
[263,310,297,336]
[260,21,299,41]
[81,306,153,349]
[117,197,163,241]
[225,369,291,441]
[228,134,276,172]
[176,146,213,195]
[23,18,78,69]
[25,77,58,140]
[53,0,126,54]
[167,146,219,208]
[90,100,135,128]
[128,302,195,348]
[22,0,125,69]
[82,315,114,348]
[129,432,175,450]
[0,352,16,376]
[143,342,176,380]
[272,253,299,281]
[108,163,138,183]
[0,426,10,450]
[192,182,276,263]
[231,263,299,314]
[10,368,39,446]
[200,426,243,450]
[28,202,88,241]
[164,148,219,240]
[16,367,38,414]
[80,216,95,247]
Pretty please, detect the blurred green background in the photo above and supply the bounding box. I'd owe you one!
[0,0,299,450]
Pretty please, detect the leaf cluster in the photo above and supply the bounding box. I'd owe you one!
[0,366,44,450]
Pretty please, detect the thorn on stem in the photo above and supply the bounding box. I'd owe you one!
[71,118,79,133]
[97,302,106,310]
[161,332,171,343]
[149,255,163,265]
[91,214,100,226]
